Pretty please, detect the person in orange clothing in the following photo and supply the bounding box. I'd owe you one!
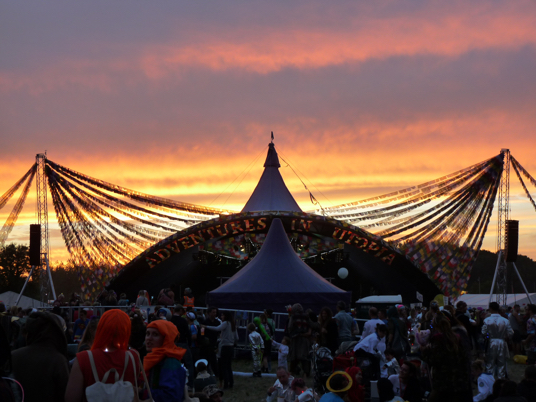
[65,309,141,402]
[144,319,195,402]
[183,288,195,308]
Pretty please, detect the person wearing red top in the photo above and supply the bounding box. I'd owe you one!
[64,309,141,402]
[345,366,365,402]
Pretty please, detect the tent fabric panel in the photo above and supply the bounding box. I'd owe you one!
[242,168,302,212]
[211,219,345,294]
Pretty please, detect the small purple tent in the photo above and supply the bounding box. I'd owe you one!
[207,218,351,313]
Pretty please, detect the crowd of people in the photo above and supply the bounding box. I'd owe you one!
[1,291,536,401]
[325,300,536,402]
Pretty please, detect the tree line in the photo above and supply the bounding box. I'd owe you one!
[1,242,535,301]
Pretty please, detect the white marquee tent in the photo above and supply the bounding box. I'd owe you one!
[0,291,48,309]
[456,293,536,309]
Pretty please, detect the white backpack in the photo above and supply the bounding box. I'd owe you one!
[85,350,137,402]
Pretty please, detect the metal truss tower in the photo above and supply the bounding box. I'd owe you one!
[494,149,510,306]
[36,153,56,302]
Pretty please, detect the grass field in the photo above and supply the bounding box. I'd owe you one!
[214,358,314,402]
[215,355,528,402]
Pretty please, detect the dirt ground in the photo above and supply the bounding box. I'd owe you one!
[215,356,529,402]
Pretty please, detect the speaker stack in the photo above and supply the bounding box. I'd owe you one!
[505,220,519,263]
[29,224,41,266]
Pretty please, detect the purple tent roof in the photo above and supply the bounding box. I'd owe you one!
[207,218,350,312]
[241,143,302,213]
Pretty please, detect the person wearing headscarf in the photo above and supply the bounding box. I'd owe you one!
[144,319,191,402]
[345,366,365,402]
[11,312,70,402]
[65,309,141,402]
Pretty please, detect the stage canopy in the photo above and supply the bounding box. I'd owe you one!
[207,218,351,313]
[109,140,442,308]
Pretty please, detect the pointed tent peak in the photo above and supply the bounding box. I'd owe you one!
[242,141,301,212]
[264,142,281,168]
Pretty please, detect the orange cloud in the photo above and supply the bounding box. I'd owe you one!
[1,2,535,93]
[141,5,536,77]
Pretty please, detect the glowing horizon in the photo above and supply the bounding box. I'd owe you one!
[1,1,536,263]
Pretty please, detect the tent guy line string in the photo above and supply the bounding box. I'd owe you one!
[209,146,266,209]
[277,150,335,208]
[278,154,327,215]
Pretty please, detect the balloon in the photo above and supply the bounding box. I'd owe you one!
[338,267,348,279]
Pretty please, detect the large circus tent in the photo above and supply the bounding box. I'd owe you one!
[3,139,530,311]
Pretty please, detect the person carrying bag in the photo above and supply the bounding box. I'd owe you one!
[65,309,154,402]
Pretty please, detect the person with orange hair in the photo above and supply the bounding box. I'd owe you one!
[65,309,142,402]
[144,319,194,402]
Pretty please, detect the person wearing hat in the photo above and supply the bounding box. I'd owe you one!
[319,371,353,401]
[157,308,172,321]
[194,359,216,392]
[203,384,223,402]
[143,319,191,401]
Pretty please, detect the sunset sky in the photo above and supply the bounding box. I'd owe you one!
[1,1,536,264]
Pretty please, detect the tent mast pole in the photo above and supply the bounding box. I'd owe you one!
[15,265,36,306]
[513,262,533,304]
[489,251,502,305]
